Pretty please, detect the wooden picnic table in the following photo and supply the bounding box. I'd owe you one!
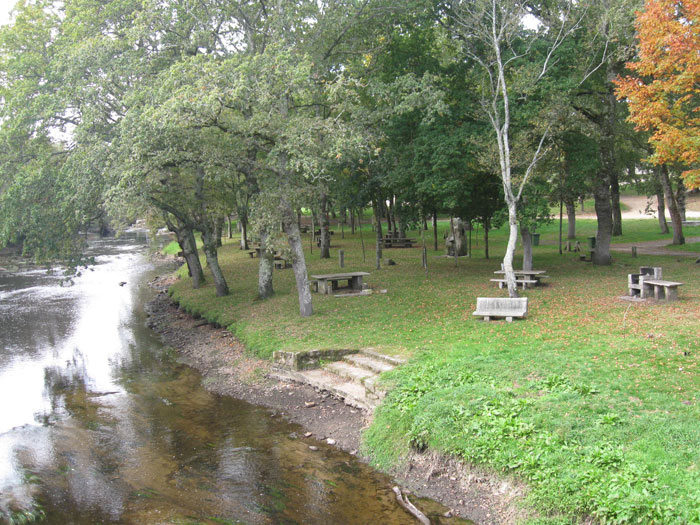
[310,272,370,294]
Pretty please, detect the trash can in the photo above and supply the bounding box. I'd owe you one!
[532,233,540,246]
[588,236,596,249]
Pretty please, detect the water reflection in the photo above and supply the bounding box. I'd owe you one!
[0,235,469,524]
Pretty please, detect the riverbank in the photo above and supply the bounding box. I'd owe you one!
[146,274,528,524]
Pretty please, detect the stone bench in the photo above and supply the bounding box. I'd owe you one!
[489,278,537,289]
[472,297,528,322]
[628,267,663,297]
[641,279,683,301]
[246,250,257,258]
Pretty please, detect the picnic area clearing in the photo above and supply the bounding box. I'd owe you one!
[168,218,700,523]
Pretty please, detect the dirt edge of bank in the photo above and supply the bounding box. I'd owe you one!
[145,274,530,525]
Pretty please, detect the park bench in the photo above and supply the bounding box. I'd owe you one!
[310,272,369,294]
[246,250,258,258]
[628,266,662,297]
[641,279,683,301]
[472,297,528,322]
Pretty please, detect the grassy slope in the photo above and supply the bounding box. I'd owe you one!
[169,219,700,523]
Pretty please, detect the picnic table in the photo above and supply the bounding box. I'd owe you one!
[492,269,548,289]
[378,237,416,248]
[310,272,370,294]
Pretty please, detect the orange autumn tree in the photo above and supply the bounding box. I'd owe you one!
[615,0,700,189]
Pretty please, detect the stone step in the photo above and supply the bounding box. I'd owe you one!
[270,369,374,411]
[325,361,376,385]
[360,348,407,367]
[343,353,395,374]
[363,376,387,399]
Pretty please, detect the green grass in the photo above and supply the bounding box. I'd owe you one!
[162,240,182,255]
[168,218,700,523]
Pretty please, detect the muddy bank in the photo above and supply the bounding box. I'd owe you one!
[145,275,529,524]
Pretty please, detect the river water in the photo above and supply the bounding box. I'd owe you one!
[0,235,467,524]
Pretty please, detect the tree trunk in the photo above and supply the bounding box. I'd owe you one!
[169,220,205,289]
[610,171,622,236]
[258,226,274,299]
[656,189,669,234]
[592,74,618,266]
[500,202,518,297]
[521,225,533,271]
[282,198,313,317]
[592,175,613,265]
[432,209,438,251]
[216,217,225,247]
[320,192,330,259]
[397,203,406,238]
[447,217,467,256]
[373,200,383,266]
[200,225,229,296]
[565,197,576,239]
[350,208,356,234]
[660,165,684,245]
[484,218,491,261]
[226,215,233,239]
[675,176,687,221]
[239,211,249,250]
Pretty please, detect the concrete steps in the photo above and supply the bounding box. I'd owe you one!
[272,349,405,412]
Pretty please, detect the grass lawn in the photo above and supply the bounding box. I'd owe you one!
[168,218,700,523]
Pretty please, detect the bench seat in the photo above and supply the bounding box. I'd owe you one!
[473,297,528,322]
[642,279,683,301]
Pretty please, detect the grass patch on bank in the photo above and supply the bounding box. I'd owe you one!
[168,218,700,522]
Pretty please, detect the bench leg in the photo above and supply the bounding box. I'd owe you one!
[498,281,504,289]
[666,287,678,301]
[506,316,513,322]
[483,316,491,322]
[654,285,662,300]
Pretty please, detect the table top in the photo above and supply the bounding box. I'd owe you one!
[494,269,547,276]
[311,272,370,280]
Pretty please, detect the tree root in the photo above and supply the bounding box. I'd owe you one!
[392,486,431,525]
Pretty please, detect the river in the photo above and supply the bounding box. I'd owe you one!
[0,234,467,524]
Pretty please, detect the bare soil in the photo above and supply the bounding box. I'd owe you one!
[145,274,529,525]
